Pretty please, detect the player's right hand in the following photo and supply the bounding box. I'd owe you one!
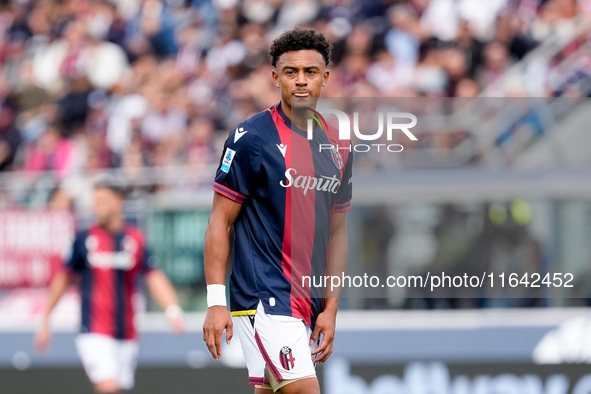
[203,306,233,361]
[34,324,51,355]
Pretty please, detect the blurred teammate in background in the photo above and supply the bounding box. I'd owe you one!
[34,176,184,394]
[203,28,352,394]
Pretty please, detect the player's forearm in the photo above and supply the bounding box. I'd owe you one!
[203,219,232,285]
[42,271,71,324]
[327,228,348,273]
[145,270,179,310]
[326,226,348,299]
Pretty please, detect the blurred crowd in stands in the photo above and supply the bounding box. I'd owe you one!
[0,0,588,191]
[0,0,589,310]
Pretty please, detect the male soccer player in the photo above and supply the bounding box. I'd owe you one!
[203,28,352,394]
[34,176,184,394]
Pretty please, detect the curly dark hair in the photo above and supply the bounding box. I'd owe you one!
[269,28,333,67]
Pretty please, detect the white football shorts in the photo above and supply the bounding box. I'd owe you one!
[74,333,138,390]
[233,300,318,391]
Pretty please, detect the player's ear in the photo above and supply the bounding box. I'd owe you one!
[322,69,330,87]
[272,68,280,88]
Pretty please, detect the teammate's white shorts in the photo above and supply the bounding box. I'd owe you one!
[233,300,318,391]
[74,333,138,390]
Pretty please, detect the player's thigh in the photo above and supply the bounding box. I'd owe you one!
[277,376,320,394]
[253,303,316,383]
[116,340,139,390]
[234,315,267,386]
[255,388,274,394]
[75,334,118,386]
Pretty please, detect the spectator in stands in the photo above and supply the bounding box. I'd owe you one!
[0,96,20,171]
[453,19,484,77]
[530,0,579,42]
[106,91,148,160]
[338,23,373,94]
[476,41,514,91]
[366,49,414,95]
[454,77,481,97]
[441,47,469,96]
[33,19,88,94]
[84,5,130,91]
[140,83,187,150]
[494,12,536,61]
[25,122,78,180]
[0,0,585,189]
[414,42,448,95]
[274,0,320,32]
[384,4,426,68]
[205,24,247,77]
[420,0,461,42]
[185,116,215,171]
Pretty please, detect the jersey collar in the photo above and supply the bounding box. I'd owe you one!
[276,102,321,138]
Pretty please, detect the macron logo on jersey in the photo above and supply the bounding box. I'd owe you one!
[277,143,287,158]
[221,148,236,173]
[280,168,340,195]
[234,127,247,143]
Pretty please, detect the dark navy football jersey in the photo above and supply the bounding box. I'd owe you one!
[65,224,156,339]
[213,102,353,327]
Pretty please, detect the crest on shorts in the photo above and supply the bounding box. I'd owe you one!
[279,346,295,370]
[330,146,343,170]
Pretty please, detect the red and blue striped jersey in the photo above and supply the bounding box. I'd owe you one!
[65,224,156,340]
[213,103,353,327]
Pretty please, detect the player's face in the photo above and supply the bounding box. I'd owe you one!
[93,187,124,227]
[272,50,329,112]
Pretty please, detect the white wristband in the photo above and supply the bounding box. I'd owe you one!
[165,304,183,320]
[207,284,227,308]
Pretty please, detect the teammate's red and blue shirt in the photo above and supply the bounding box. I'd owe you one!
[213,102,353,327]
[65,224,156,340]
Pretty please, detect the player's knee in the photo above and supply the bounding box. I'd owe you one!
[94,379,121,393]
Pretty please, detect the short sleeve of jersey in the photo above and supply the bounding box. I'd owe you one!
[64,231,87,273]
[140,247,158,274]
[333,151,353,213]
[213,123,261,203]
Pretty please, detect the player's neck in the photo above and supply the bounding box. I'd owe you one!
[102,216,125,233]
[282,101,315,132]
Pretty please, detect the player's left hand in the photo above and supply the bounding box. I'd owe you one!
[168,315,185,336]
[34,323,51,355]
[310,311,336,363]
[165,305,185,336]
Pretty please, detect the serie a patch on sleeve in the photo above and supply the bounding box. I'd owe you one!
[221,148,236,173]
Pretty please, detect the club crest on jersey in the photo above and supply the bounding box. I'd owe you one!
[330,146,343,170]
[221,148,236,173]
[279,346,295,370]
